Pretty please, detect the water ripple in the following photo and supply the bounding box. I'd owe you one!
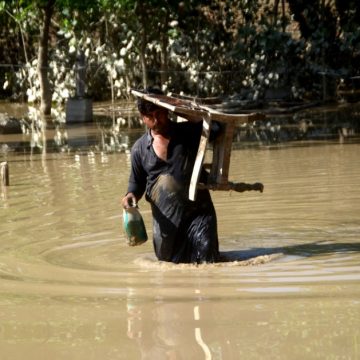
[1,148,359,302]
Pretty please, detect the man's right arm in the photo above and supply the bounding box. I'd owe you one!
[122,143,147,209]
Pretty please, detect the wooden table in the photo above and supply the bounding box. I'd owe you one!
[131,90,264,201]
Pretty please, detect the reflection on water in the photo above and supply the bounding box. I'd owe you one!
[1,102,360,155]
[0,104,142,155]
[0,125,360,358]
[126,294,360,359]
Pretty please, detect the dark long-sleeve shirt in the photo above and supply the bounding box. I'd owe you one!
[127,121,203,200]
[127,119,221,263]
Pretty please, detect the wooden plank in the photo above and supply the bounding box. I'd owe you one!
[199,104,257,123]
[209,120,235,185]
[131,89,205,116]
[189,114,211,201]
[170,92,222,105]
[131,89,262,123]
[197,182,264,192]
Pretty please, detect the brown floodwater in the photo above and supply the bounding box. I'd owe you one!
[0,136,360,358]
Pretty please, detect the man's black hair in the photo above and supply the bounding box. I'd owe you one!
[137,87,164,115]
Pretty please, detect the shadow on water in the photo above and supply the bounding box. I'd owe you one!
[220,241,360,263]
[136,241,360,269]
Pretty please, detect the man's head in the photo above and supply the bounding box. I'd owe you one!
[137,87,169,133]
[137,87,164,116]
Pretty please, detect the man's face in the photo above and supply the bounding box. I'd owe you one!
[142,112,156,129]
[142,109,169,132]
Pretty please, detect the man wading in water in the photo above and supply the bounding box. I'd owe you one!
[122,88,220,264]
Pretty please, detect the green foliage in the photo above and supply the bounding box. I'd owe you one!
[0,0,359,103]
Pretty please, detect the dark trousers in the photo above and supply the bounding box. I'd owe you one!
[148,174,219,264]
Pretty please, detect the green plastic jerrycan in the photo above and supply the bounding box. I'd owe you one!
[123,205,148,246]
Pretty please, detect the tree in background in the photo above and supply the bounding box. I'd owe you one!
[37,0,55,115]
[287,0,360,98]
[1,0,359,108]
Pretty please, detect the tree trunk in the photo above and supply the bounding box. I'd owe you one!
[159,9,169,87]
[273,0,280,26]
[160,34,168,87]
[136,4,148,90]
[140,27,148,89]
[37,0,55,115]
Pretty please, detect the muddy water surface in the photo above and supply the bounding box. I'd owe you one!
[0,143,359,359]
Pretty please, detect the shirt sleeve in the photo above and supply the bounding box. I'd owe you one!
[127,141,147,198]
